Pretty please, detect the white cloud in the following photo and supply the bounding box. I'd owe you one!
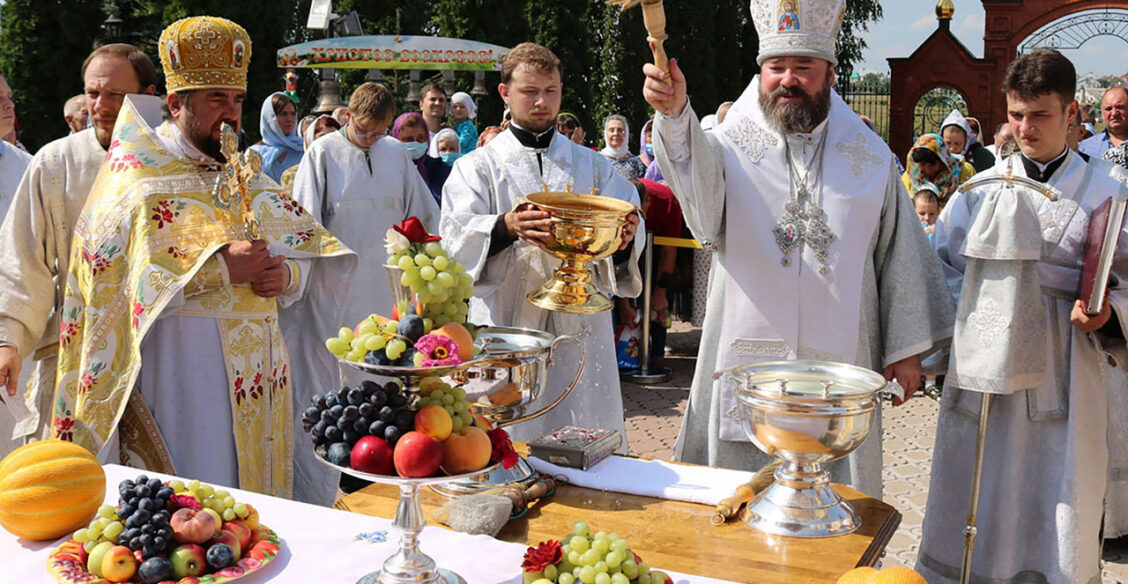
[910,14,933,32]
[956,14,984,36]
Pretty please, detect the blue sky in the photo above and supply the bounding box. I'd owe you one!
[856,0,1125,77]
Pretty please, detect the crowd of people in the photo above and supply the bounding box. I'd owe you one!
[0,2,1123,582]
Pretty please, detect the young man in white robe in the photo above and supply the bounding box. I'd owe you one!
[916,48,1128,584]
[440,42,643,446]
[0,45,156,456]
[641,0,955,497]
[290,81,437,502]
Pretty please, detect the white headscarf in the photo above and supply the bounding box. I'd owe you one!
[434,128,461,154]
[450,92,477,120]
[600,114,631,160]
[940,109,974,154]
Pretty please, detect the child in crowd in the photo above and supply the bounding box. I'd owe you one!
[913,184,941,238]
[449,92,478,154]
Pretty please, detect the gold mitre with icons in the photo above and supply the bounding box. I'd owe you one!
[749,0,846,66]
[159,16,251,93]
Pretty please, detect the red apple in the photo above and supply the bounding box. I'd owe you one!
[169,543,208,579]
[351,435,395,475]
[170,507,219,544]
[222,520,253,553]
[207,529,242,561]
[393,431,443,477]
[100,545,138,582]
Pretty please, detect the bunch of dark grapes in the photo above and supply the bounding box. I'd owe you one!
[303,380,414,457]
[116,475,175,559]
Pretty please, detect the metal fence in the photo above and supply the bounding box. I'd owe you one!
[837,74,891,142]
[913,86,968,140]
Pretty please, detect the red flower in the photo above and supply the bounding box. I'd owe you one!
[393,216,441,243]
[487,428,519,470]
[170,494,202,510]
[131,301,144,329]
[521,539,562,573]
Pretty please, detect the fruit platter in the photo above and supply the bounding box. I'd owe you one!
[46,474,281,584]
[520,522,673,584]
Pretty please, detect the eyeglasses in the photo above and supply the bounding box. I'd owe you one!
[351,123,386,140]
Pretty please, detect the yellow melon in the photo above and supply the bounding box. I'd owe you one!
[868,566,929,584]
[837,567,879,584]
[0,439,105,540]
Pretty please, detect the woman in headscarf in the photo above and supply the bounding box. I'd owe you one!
[279,115,340,194]
[901,133,976,206]
[434,127,461,166]
[601,114,646,179]
[449,91,479,154]
[556,111,586,145]
[940,109,995,172]
[250,92,303,184]
[638,120,656,168]
[391,112,450,207]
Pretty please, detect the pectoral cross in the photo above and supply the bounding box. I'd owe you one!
[212,122,263,241]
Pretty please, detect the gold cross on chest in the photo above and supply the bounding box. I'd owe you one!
[212,122,263,241]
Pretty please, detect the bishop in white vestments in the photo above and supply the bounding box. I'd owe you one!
[644,0,954,497]
[441,42,643,446]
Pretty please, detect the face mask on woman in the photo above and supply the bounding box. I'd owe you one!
[644,143,654,158]
[403,141,427,161]
[439,152,461,165]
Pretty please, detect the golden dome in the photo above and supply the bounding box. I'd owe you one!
[936,0,955,20]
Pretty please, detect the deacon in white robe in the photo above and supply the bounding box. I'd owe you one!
[0,139,32,456]
[293,129,440,327]
[440,127,644,446]
[916,149,1128,584]
[0,130,87,457]
[290,127,436,503]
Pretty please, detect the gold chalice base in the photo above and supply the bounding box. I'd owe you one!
[524,192,636,314]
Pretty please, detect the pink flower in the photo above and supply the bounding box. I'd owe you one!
[413,334,462,367]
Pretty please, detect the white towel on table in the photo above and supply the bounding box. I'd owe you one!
[528,455,753,506]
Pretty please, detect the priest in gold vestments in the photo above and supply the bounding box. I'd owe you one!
[50,17,355,498]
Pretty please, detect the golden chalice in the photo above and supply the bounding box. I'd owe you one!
[525,186,637,313]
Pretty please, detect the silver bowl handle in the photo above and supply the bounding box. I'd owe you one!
[497,334,585,429]
[881,380,906,402]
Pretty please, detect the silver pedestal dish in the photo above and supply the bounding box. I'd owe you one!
[721,360,903,538]
[432,326,584,496]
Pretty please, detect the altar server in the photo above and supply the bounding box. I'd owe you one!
[440,42,642,446]
[916,48,1127,584]
[642,0,954,497]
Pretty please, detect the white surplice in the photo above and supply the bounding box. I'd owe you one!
[439,129,643,446]
[653,80,955,497]
[916,151,1128,584]
[0,136,63,456]
[289,129,436,503]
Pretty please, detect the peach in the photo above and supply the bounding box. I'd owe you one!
[170,508,218,544]
[440,426,492,474]
[393,432,444,477]
[222,520,252,554]
[432,322,474,361]
[242,504,260,529]
[414,405,453,440]
[471,412,495,431]
[101,544,138,582]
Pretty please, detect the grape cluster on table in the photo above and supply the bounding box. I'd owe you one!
[73,475,174,560]
[391,240,474,326]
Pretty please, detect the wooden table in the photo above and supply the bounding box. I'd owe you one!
[338,469,900,583]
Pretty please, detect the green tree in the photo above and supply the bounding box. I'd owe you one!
[837,0,882,73]
[0,0,105,151]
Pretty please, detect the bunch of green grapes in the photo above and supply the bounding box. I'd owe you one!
[416,376,475,431]
[325,317,410,363]
[171,479,251,522]
[524,521,668,584]
[390,241,474,328]
[73,504,125,551]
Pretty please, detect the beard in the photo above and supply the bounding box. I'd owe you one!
[181,105,235,162]
[759,82,831,134]
[512,112,556,134]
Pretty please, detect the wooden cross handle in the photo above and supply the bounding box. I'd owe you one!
[640,0,669,74]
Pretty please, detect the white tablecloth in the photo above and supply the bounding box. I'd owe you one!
[6,464,736,584]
